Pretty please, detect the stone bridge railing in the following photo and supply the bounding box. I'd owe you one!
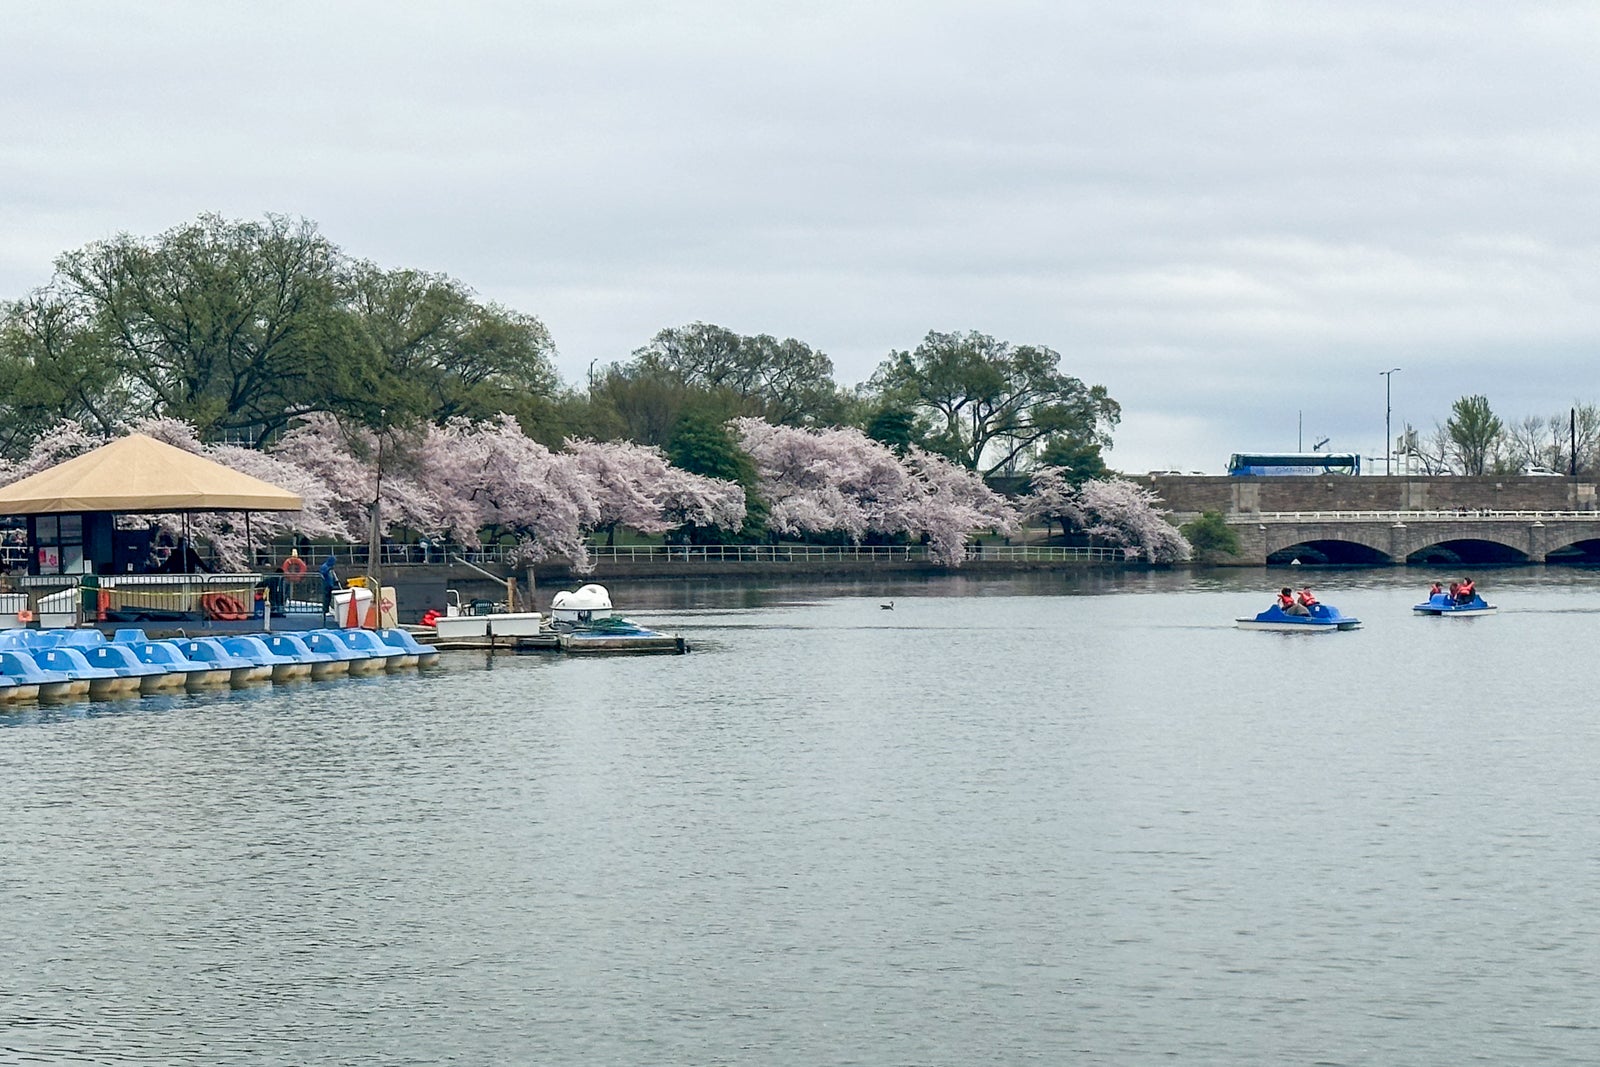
[1222,509,1600,565]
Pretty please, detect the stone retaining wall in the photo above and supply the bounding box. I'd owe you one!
[1147,474,1598,515]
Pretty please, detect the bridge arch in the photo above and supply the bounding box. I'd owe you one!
[1262,526,1396,565]
[1403,537,1532,566]
[1544,534,1600,565]
[1265,538,1394,565]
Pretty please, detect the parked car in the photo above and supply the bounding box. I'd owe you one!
[1524,465,1563,476]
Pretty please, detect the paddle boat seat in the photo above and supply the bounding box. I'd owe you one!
[78,644,181,693]
[305,630,385,674]
[323,628,409,671]
[119,640,233,689]
[26,647,134,697]
[173,638,269,684]
[377,628,438,668]
[221,635,311,683]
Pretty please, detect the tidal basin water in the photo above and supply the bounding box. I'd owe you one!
[3,568,1600,1065]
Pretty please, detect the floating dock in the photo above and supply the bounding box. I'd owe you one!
[414,629,687,654]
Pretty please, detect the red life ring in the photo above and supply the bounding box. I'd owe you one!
[16,608,33,623]
[281,556,308,580]
[201,593,251,621]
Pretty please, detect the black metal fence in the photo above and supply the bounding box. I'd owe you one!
[0,573,329,628]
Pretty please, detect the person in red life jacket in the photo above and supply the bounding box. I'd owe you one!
[1456,576,1476,603]
[1278,586,1309,616]
[1429,581,1443,598]
[1448,581,1460,601]
[1297,587,1319,612]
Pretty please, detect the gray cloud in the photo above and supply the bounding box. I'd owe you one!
[4,0,1599,472]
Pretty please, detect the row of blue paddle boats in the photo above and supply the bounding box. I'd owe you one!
[0,627,439,702]
[1236,591,1496,632]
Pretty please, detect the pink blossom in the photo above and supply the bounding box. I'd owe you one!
[733,417,1016,565]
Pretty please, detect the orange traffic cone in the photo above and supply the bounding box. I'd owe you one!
[344,592,361,628]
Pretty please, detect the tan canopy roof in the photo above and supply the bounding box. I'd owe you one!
[0,434,304,515]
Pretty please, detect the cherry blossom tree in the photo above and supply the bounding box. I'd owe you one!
[273,413,453,543]
[733,417,1016,565]
[1022,465,1078,540]
[0,418,106,484]
[130,418,360,567]
[1023,468,1191,563]
[566,438,745,542]
[409,414,599,568]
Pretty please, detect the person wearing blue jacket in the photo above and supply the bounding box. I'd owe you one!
[319,555,341,612]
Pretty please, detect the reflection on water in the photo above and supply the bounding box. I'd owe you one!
[4,568,1600,1065]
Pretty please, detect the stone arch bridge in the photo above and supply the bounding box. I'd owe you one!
[1145,473,1600,566]
[1226,511,1600,566]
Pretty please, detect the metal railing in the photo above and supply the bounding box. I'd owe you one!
[1239,510,1600,523]
[1,542,1140,588]
[1,572,327,627]
[579,544,1135,564]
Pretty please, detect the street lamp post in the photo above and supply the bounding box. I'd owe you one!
[1380,367,1401,475]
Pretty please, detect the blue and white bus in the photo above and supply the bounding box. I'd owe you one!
[1227,452,1362,477]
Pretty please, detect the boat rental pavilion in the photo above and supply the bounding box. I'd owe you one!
[0,434,306,629]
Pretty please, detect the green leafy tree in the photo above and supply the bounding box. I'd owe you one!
[667,412,768,542]
[868,329,1120,478]
[630,322,843,426]
[0,290,130,456]
[347,265,558,429]
[1180,511,1240,563]
[1,214,566,451]
[50,213,377,441]
[1036,435,1111,485]
[863,405,922,455]
[1445,394,1505,476]
[589,363,722,448]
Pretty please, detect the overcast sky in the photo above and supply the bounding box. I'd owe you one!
[6,1,1600,473]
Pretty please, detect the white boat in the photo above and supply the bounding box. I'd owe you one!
[432,589,544,640]
[549,583,616,627]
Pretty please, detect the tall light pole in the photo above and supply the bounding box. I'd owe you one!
[1381,367,1401,475]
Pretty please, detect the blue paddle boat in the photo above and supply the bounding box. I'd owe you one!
[1236,602,1362,632]
[304,630,381,674]
[112,632,234,690]
[172,637,268,685]
[261,633,342,680]
[378,628,439,669]
[24,647,132,698]
[220,635,311,683]
[1414,592,1496,616]
[0,650,73,701]
[79,643,179,694]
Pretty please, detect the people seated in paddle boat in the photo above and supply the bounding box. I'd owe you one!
[1415,578,1493,614]
[1239,591,1359,629]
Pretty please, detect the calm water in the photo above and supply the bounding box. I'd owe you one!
[3,569,1599,1065]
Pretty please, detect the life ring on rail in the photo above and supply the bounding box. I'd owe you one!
[15,608,33,624]
[281,555,308,580]
[200,593,251,621]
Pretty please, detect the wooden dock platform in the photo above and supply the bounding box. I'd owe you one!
[413,630,686,654]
